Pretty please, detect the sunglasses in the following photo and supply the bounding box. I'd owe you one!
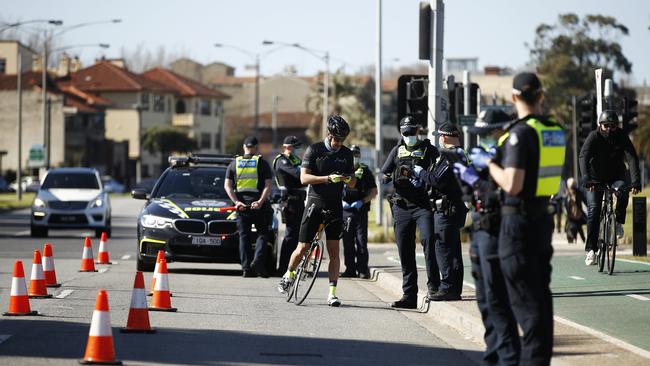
[330,136,346,143]
[601,123,616,129]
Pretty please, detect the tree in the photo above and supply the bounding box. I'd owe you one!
[528,13,632,123]
[141,126,197,174]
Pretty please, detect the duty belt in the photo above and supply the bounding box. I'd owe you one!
[501,201,550,216]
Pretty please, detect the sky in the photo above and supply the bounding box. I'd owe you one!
[2,0,650,84]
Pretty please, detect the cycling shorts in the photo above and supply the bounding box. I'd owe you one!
[298,197,343,243]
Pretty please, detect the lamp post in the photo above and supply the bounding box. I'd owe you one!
[0,19,63,33]
[262,40,330,138]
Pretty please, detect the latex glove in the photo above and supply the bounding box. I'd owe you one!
[351,200,363,210]
[412,165,424,178]
[343,175,352,184]
[453,162,479,187]
[355,166,364,179]
[342,200,351,209]
[469,147,492,171]
[410,177,423,188]
[328,174,344,183]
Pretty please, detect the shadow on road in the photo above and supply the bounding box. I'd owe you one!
[0,319,481,365]
[168,268,242,277]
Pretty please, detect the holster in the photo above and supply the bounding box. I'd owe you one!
[386,193,407,208]
[432,195,454,216]
[472,211,500,235]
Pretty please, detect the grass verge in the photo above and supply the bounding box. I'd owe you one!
[0,192,35,211]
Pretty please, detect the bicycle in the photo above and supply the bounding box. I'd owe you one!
[286,203,350,305]
[593,183,628,275]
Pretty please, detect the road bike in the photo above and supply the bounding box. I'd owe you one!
[594,183,628,275]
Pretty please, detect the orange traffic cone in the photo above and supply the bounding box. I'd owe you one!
[3,260,38,316]
[96,232,112,265]
[120,272,155,333]
[149,250,172,297]
[29,250,52,298]
[42,243,61,287]
[80,237,98,272]
[149,258,176,312]
[80,289,122,365]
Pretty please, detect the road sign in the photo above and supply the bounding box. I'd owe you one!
[28,144,45,168]
[458,115,477,126]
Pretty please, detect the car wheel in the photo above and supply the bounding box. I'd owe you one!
[136,254,155,272]
[31,225,48,238]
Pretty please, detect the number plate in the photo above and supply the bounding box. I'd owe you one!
[191,236,221,246]
[60,216,78,222]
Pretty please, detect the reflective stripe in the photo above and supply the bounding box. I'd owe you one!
[10,277,28,296]
[82,247,93,259]
[98,241,107,254]
[31,263,44,280]
[154,273,170,291]
[130,288,147,309]
[397,145,426,159]
[88,310,112,337]
[42,256,55,272]
[539,165,563,177]
[526,118,566,197]
[236,156,260,193]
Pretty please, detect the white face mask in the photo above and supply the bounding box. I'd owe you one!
[403,135,418,147]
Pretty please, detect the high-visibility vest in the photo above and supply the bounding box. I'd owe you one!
[235,155,260,193]
[498,117,565,197]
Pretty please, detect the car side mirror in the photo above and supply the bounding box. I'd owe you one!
[131,189,148,200]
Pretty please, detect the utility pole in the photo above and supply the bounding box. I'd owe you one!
[572,95,578,182]
[17,51,23,200]
[321,52,330,138]
[254,54,260,136]
[462,70,471,150]
[375,0,384,225]
[42,44,48,169]
[428,0,444,144]
[272,95,279,154]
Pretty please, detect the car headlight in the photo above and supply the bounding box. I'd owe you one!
[90,198,103,208]
[33,198,46,209]
[141,214,173,229]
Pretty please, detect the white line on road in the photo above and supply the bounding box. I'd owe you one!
[55,289,74,299]
[121,254,131,260]
[626,294,650,301]
[15,230,30,236]
[569,276,585,280]
[0,335,11,345]
[99,268,109,273]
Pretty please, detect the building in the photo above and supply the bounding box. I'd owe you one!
[0,40,36,74]
[169,58,235,85]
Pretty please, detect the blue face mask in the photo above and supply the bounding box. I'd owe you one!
[293,147,302,156]
[403,135,418,147]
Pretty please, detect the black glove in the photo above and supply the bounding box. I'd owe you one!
[382,174,392,184]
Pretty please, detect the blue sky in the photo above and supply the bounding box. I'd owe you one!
[3,0,650,84]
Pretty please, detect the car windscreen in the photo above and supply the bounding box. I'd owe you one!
[152,168,228,199]
[41,173,100,189]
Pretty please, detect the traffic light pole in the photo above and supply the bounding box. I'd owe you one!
[375,0,384,225]
[572,95,578,183]
[427,0,444,144]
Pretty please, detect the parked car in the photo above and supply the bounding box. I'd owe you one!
[0,177,10,192]
[102,176,126,193]
[10,176,39,192]
[30,168,111,238]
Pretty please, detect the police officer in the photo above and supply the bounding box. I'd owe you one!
[224,136,274,278]
[476,72,565,365]
[381,116,439,309]
[273,135,306,275]
[455,109,521,365]
[341,145,377,279]
[413,122,468,301]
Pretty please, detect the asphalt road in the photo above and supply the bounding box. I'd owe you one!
[0,197,482,365]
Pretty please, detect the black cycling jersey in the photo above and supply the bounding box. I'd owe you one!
[301,141,354,202]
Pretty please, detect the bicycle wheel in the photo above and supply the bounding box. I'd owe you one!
[607,212,617,275]
[597,217,607,272]
[293,240,324,305]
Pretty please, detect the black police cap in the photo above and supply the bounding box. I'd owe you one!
[282,135,302,147]
[243,136,259,147]
[399,116,420,130]
[512,72,542,96]
[436,122,460,137]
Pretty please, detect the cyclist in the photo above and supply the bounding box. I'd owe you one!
[579,110,641,266]
[277,115,356,307]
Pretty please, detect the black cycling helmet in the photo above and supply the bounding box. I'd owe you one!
[327,114,350,139]
[350,145,361,155]
[598,110,619,125]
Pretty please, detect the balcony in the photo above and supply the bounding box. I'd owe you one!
[172,113,195,127]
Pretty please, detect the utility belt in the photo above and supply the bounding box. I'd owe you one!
[280,189,306,202]
[472,211,501,234]
[386,193,429,209]
[501,199,553,217]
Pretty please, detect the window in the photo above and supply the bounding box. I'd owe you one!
[200,99,211,116]
[140,93,150,111]
[0,58,6,74]
[214,101,223,117]
[41,173,99,189]
[153,95,166,112]
[200,133,211,149]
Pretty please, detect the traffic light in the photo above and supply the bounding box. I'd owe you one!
[578,93,597,140]
[622,97,639,133]
[397,74,429,128]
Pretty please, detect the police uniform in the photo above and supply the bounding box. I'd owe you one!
[381,120,439,306]
[273,136,306,274]
[496,111,565,365]
[225,138,274,277]
[342,161,376,278]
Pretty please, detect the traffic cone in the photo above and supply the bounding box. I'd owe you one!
[80,237,98,272]
[80,289,122,365]
[148,250,171,297]
[3,260,38,316]
[42,243,61,287]
[120,272,155,333]
[149,258,176,312]
[96,232,112,265]
[29,250,52,298]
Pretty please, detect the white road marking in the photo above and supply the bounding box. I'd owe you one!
[0,335,11,344]
[15,230,30,236]
[626,294,650,301]
[55,289,74,299]
[569,276,585,280]
[98,268,109,273]
[121,254,131,260]
[618,258,650,267]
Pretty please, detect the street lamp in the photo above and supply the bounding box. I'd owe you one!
[0,19,63,33]
[263,40,330,138]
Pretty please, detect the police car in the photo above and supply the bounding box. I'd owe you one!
[132,154,279,273]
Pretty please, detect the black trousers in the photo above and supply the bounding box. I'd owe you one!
[433,202,467,294]
[391,202,437,298]
[498,212,554,366]
[278,199,305,274]
[471,213,521,366]
[585,184,629,252]
[237,207,270,271]
[342,206,370,275]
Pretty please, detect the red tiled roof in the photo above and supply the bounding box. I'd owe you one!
[382,79,397,92]
[0,71,60,92]
[67,61,174,93]
[64,96,103,114]
[211,75,320,86]
[142,68,229,99]
[228,112,316,129]
[59,85,112,106]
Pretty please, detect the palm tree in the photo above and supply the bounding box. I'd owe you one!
[142,126,197,174]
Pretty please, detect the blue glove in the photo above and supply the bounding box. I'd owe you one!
[412,165,424,178]
[469,147,492,171]
[351,200,363,210]
[410,177,423,188]
[342,200,351,209]
[453,162,479,186]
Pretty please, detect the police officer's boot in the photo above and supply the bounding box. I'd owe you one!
[390,294,417,309]
[430,290,461,302]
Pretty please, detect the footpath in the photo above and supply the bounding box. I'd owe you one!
[367,234,650,366]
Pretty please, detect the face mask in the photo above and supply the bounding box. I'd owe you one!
[293,147,302,156]
[353,157,360,166]
[403,135,418,147]
[480,136,497,149]
[599,130,610,139]
[324,137,340,152]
